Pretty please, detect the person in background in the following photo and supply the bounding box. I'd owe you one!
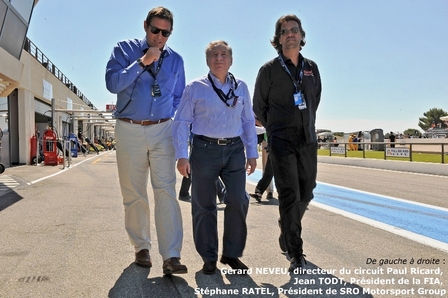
[249,153,274,202]
[352,134,358,151]
[253,14,322,272]
[333,136,339,147]
[357,135,362,150]
[179,173,227,204]
[178,129,193,201]
[250,119,274,202]
[173,40,258,275]
[105,6,187,276]
[348,134,356,151]
[389,131,396,148]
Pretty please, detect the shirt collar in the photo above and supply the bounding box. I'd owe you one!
[281,52,303,66]
[208,71,232,86]
[140,38,149,52]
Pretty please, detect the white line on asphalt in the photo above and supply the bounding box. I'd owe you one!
[28,152,112,185]
[322,162,448,178]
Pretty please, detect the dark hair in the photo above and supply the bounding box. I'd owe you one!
[270,14,306,52]
[146,6,174,30]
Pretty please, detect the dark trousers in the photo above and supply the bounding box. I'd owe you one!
[190,136,248,262]
[269,137,317,258]
[256,153,274,193]
[179,176,191,197]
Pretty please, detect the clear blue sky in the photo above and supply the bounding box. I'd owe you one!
[27,0,448,134]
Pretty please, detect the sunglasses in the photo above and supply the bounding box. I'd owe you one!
[148,24,171,37]
[280,27,300,36]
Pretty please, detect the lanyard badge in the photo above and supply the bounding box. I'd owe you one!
[294,92,307,110]
[151,81,162,97]
[278,55,307,110]
[147,51,166,98]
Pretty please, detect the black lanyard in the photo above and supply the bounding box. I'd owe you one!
[278,55,304,93]
[146,50,166,80]
[207,72,238,108]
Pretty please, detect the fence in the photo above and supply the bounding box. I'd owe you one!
[321,140,448,164]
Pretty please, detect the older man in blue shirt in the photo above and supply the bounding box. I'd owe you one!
[105,6,187,275]
[173,40,258,275]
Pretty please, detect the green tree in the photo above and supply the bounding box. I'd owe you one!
[403,128,422,137]
[418,108,448,131]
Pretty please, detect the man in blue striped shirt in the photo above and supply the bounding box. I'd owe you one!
[173,40,258,275]
[105,6,187,275]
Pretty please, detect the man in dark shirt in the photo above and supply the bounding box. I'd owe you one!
[253,14,322,272]
[389,132,396,148]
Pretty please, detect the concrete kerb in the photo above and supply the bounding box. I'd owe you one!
[318,155,448,177]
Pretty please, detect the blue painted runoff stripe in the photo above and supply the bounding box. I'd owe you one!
[247,169,448,244]
[313,182,448,244]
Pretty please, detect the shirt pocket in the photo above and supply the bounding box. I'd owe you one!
[302,75,316,98]
[160,71,178,96]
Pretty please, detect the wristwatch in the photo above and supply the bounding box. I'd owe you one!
[136,58,145,69]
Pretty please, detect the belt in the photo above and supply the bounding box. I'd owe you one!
[118,118,170,126]
[195,135,240,145]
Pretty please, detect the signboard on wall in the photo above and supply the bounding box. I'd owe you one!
[386,148,410,157]
[331,147,346,155]
[43,79,52,100]
[67,97,73,110]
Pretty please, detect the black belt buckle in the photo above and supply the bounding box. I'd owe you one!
[217,138,228,145]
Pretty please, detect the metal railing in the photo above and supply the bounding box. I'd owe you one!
[23,38,97,110]
[320,141,448,164]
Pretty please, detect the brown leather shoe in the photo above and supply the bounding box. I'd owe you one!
[162,257,188,275]
[135,249,152,268]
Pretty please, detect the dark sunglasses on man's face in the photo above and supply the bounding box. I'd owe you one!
[280,27,300,36]
[148,24,171,37]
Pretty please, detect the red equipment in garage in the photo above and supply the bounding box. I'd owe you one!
[30,135,38,164]
[30,135,37,162]
[43,129,58,166]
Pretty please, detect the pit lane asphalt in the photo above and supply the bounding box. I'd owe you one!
[0,152,447,297]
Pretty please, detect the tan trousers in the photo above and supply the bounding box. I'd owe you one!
[115,119,183,260]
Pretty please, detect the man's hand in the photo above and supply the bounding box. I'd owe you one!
[142,47,162,65]
[246,158,257,175]
[255,119,263,127]
[177,158,190,178]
